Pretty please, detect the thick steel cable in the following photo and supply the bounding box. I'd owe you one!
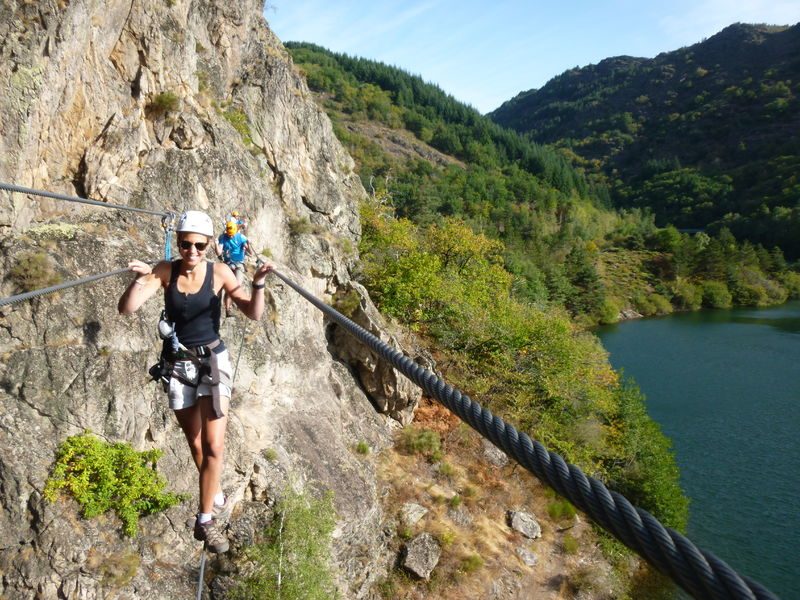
[0,267,133,307]
[0,181,168,217]
[271,268,779,600]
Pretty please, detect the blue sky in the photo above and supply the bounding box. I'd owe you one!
[266,0,800,114]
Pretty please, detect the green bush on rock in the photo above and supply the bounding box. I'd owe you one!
[44,432,185,536]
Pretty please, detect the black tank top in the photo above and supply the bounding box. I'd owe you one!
[164,260,222,348]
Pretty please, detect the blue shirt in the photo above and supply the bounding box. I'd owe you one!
[218,232,248,263]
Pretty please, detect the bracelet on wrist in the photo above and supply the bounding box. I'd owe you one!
[252,281,266,290]
[133,279,146,287]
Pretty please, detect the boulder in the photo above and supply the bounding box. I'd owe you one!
[507,510,542,539]
[401,532,441,580]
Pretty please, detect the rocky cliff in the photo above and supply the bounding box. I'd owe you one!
[0,1,420,597]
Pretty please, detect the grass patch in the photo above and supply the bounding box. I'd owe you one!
[222,108,254,146]
[288,217,316,236]
[459,554,483,574]
[547,499,577,522]
[562,533,579,554]
[355,440,370,455]
[438,462,455,478]
[44,432,185,536]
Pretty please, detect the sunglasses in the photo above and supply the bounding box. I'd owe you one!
[179,240,209,251]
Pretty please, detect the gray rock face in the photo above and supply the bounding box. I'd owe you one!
[482,438,510,467]
[400,502,428,528]
[0,1,418,598]
[329,282,422,424]
[507,510,542,539]
[401,532,441,580]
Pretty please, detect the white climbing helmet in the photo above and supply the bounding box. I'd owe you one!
[176,210,214,237]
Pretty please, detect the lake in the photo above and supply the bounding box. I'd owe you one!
[597,303,800,599]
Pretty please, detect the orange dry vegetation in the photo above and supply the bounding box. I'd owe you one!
[376,398,627,599]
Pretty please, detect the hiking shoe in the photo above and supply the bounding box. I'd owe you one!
[194,518,229,553]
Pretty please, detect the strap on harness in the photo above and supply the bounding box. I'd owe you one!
[169,340,230,418]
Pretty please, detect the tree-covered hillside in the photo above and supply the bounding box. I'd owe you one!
[490,23,800,256]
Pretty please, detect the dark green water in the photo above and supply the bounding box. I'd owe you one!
[597,303,800,599]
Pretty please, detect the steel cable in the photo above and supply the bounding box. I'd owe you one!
[0,267,133,308]
[271,268,779,600]
[0,181,169,217]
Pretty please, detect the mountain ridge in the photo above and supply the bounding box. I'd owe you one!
[489,22,800,256]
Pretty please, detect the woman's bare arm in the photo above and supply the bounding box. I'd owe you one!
[217,262,272,320]
[118,260,169,314]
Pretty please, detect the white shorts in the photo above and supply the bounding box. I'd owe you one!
[167,349,232,411]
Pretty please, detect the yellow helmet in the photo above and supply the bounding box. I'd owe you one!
[231,210,240,218]
[225,221,238,235]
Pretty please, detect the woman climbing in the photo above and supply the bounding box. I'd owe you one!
[118,210,271,553]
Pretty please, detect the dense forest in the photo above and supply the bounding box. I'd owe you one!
[490,23,800,256]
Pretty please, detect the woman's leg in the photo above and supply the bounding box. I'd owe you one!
[173,404,203,470]
[197,394,229,514]
[174,403,225,502]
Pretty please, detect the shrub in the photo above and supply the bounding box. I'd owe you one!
[701,280,732,308]
[598,296,621,324]
[670,279,702,310]
[438,529,456,548]
[632,291,657,316]
[9,251,61,292]
[44,432,185,536]
[333,288,361,317]
[780,271,800,298]
[231,487,337,600]
[398,427,441,458]
[730,282,768,306]
[288,217,314,236]
[355,441,370,455]
[448,494,462,509]
[150,91,179,113]
[462,485,477,499]
[650,293,674,315]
